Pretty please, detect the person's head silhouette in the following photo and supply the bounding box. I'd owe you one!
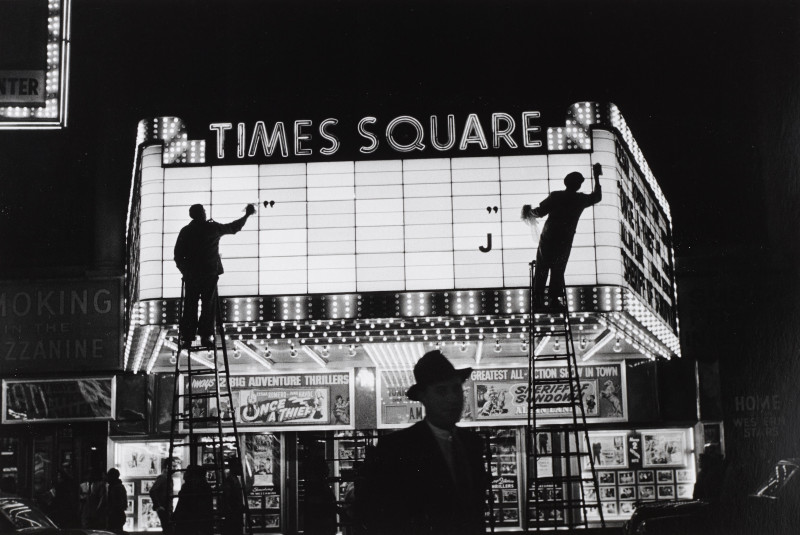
[564,172,585,191]
[189,204,207,221]
[406,350,471,430]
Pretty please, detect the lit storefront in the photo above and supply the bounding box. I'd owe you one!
[0,277,122,505]
[121,102,698,531]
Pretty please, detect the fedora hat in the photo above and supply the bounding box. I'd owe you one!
[406,350,472,401]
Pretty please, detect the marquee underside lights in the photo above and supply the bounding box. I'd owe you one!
[0,0,71,129]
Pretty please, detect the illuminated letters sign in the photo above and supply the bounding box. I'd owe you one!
[208,112,543,161]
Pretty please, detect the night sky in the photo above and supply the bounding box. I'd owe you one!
[1,0,798,459]
[2,0,796,270]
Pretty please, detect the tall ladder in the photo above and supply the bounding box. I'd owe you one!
[526,261,605,531]
[168,282,252,534]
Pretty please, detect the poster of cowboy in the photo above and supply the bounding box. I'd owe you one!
[466,364,626,425]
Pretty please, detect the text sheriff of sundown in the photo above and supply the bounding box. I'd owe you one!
[209,111,542,159]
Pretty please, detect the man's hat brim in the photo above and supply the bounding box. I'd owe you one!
[406,367,472,401]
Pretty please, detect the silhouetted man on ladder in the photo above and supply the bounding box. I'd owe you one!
[174,203,255,349]
[523,163,603,311]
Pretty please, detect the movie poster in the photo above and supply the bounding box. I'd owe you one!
[181,372,352,431]
[586,432,628,468]
[642,431,687,467]
[116,441,169,479]
[378,364,625,427]
[470,365,625,425]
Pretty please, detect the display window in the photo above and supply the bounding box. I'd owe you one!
[582,428,696,523]
[481,428,522,530]
[112,439,184,532]
[243,433,283,533]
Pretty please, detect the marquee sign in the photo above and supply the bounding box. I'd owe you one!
[127,103,680,360]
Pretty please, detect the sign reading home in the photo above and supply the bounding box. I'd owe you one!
[0,278,123,372]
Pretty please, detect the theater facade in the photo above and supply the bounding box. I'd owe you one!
[115,101,707,532]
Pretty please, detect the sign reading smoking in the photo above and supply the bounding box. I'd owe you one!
[0,278,123,372]
[182,371,353,431]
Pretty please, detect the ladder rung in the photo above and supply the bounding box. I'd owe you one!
[173,416,222,424]
[177,391,233,399]
[531,476,596,484]
[529,451,590,459]
[533,377,582,385]
[537,401,580,408]
[533,355,572,362]
[528,499,590,508]
[182,368,219,376]
[531,331,570,338]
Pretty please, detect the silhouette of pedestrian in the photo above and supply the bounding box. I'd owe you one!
[522,163,603,309]
[362,350,488,535]
[221,458,245,535]
[174,203,256,348]
[149,458,174,534]
[106,468,127,534]
[50,469,81,528]
[302,457,337,535]
[173,465,213,535]
[81,468,107,529]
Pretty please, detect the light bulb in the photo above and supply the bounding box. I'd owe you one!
[613,337,622,353]
[580,337,588,350]
[460,342,468,352]
[494,340,502,353]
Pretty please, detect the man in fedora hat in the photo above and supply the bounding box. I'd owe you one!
[522,163,603,310]
[361,350,487,535]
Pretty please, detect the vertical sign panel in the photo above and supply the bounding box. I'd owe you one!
[307,162,356,293]
[591,131,624,287]
[259,164,308,295]
[546,153,598,286]
[403,159,454,290]
[355,160,405,291]
[452,157,503,288]
[498,155,550,287]
[161,165,212,298]
[212,165,259,296]
[138,147,166,300]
